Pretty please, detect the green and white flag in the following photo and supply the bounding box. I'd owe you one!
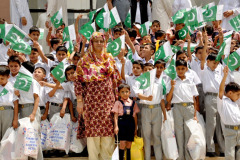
[108,7,121,29]
[79,22,96,40]
[223,48,240,71]
[14,67,33,92]
[229,14,240,32]
[186,7,204,26]
[139,21,152,37]
[216,30,233,47]
[124,10,131,28]
[178,25,194,40]
[126,49,134,63]
[51,59,68,83]
[89,8,102,22]
[0,88,8,97]
[202,2,215,12]
[50,7,63,29]
[183,42,198,52]
[172,9,187,24]
[4,25,31,55]
[164,57,177,80]
[111,146,119,160]
[203,5,223,22]
[216,37,232,61]
[136,68,156,90]
[107,35,125,57]
[39,28,44,40]
[161,78,166,95]
[155,41,174,62]
[171,45,181,54]
[63,24,76,53]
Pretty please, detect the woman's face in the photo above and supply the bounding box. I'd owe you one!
[92,37,104,53]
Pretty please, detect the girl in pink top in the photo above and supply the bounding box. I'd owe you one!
[112,84,140,160]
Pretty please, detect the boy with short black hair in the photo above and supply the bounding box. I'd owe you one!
[113,27,123,40]
[133,43,155,65]
[7,56,21,84]
[155,30,166,41]
[133,59,167,160]
[0,65,19,140]
[150,20,161,43]
[201,34,225,156]
[218,66,240,159]
[49,38,62,61]
[127,28,140,53]
[166,59,199,160]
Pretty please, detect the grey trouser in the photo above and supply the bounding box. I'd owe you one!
[141,104,162,160]
[197,84,205,115]
[223,126,240,160]
[173,104,194,160]
[72,99,79,119]
[0,107,14,141]
[49,104,62,120]
[19,104,34,119]
[205,94,225,152]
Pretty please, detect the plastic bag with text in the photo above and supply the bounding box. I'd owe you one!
[70,122,87,153]
[40,119,50,150]
[46,113,72,154]
[186,119,206,160]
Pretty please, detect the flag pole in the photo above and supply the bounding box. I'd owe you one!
[227,54,230,67]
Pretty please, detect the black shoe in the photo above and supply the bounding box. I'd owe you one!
[206,152,217,157]
[219,152,225,157]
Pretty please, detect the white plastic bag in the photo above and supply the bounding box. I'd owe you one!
[111,146,119,160]
[161,111,179,160]
[196,112,206,138]
[70,122,87,153]
[46,113,72,154]
[186,119,206,160]
[15,117,40,160]
[40,119,50,150]
[0,127,17,160]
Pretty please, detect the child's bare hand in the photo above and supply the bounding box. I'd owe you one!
[60,109,65,118]
[12,119,18,129]
[194,116,198,122]
[171,80,176,88]
[71,116,77,122]
[41,114,47,120]
[163,116,167,123]
[29,114,35,122]
[76,14,83,20]
[223,66,229,77]
[147,95,153,101]
[114,126,119,135]
[14,90,20,97]
[39,81,46,86]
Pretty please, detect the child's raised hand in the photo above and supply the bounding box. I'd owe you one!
[33,40,40,50]
[39,81,46,86]
[14,90,20,97]
[114,126,119,135]
[76,14,83,20]
[56,80,61,86]
[223,66,229,77]
[186,33,191,43]
[171,80,176,88]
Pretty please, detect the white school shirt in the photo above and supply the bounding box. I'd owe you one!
[0,43,10,63]
[49,51,57,61]
[9,73,17,85]
[200,64,223,93]
[18,79,40,104]
[133,77,165,105]
[185,68,201,85]
[61,81,76,100]
[167,76,199,104]
[217,95,240,125]
[38,85,47,107]
[190,57,201,78]
[114,57,133,76]
[125,75,139,98]
[0,82,18,107]
[45,86,65,104]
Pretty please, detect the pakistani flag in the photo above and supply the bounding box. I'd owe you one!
[50,7,63,29]
[14,67,33,92]
[186,7,204,26]
[109,7,121,29]
[124,10,131,28]
[4,25,31,55]
[136,69,156,90]
[202,2,215,12]
[89,8,102,22]
[0,88,8,97]
[172,9,187,24]
[0,24,13,39]
[63,24,76,53]
[51,59,67,83]
[79,22,96,40]
[203,5,223,22]
[164,57,177,80]
[223,49,240,71]
[171,45,181,54]
[127,49,134,63]
[139,21,152,37]
[216,30,233,47]
[229,14,240,32]
[39,28,44,40]
[155,41,174,62]
[107,35,125,57]
[178,25,194,40]
[216,37,232,61]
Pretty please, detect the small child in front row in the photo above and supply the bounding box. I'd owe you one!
[218,66,240,160]
[166,60,198,160]
[112,84,140,160]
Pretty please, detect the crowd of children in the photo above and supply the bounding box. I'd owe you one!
[1,1,240,160]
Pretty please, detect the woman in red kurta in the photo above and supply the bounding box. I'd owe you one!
[74,32,121,159]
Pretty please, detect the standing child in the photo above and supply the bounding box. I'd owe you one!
[133,63,167,160]
[166,60,199,160]
[112,84,140,160]
[218,66,240,160]
[0,65,18,140]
